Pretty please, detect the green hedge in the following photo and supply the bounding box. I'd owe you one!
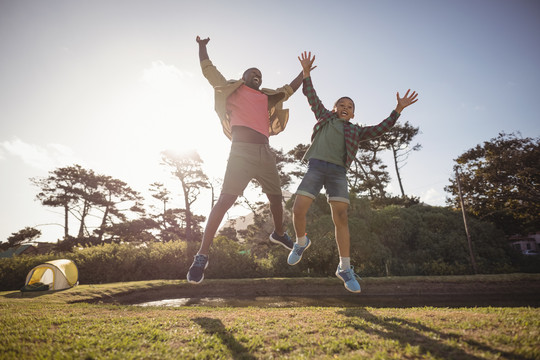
[1,203,538,290]
[0,241,187,291]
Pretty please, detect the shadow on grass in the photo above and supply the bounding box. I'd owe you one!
[339,308,533,360]
[192,317,256,360]
[2,289,69,299]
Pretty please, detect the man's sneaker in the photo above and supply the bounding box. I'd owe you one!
[269,231,294,250]
[287,237,311,265]
[335,265,361,293]
[187,254,208,284]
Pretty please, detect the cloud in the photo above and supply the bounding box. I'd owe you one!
[140,61,192,88]
[421,188,446,206]
[0,138,80,170]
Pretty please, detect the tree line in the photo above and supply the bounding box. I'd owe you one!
[2,130,538,255]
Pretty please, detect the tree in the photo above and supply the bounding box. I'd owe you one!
[94,175,145,242]
[386,121,422,197]
[349,137,391,198]
[445,132,540,235]
[72,168,100,238]
[31,165,87,240]
[161,150,209,242]
[1,227,42,250]
[101,218,157,243]
[285,144,310,183]
[149,182,170,230]
[32,164,146,243]
[272,147,293,190]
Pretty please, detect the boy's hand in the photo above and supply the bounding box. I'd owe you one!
[395,89,419,113]
[196,36,210,46]
[298,51,317,78]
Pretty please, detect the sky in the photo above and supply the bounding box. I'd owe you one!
[1,0,539,244]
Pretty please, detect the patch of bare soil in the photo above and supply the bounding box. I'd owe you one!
[94,277,540,308]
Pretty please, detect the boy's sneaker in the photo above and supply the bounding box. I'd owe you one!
[187,254,208,284]
[287,237,311,265]
[335,265,362,293]
[269,231,294,250]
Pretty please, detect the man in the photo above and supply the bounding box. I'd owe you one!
[187,36,304,284]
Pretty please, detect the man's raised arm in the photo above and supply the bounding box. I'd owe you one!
[289,71,304,93]
[196,36,210,62]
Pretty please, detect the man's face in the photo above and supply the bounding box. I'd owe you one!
[243,68,262,90]
[333,98,355,121]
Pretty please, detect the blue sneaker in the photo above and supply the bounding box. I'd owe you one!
[287,237,311,265]
[269,231,294,250]
[187,254,208,284]
[335,265,361,293]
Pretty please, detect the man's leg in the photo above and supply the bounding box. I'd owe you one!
[187,193,237,284]
[198,193,237,255]
[267,193,284,235]
[267,193,294,250]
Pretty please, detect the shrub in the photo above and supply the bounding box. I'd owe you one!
[206,236,261,279]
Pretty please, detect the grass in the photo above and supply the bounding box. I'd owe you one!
[1,276,539,359]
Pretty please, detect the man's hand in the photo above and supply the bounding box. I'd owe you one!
[298,51,317,78]
[196,36,210,61]
[196,36,210,46]
[395,89,419,113]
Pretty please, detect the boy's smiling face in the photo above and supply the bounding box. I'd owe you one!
[333,97,355,121]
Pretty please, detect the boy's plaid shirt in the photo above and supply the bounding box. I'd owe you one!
[303,76,400,169]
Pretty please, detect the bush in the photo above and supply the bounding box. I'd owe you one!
[0,254,59,290]
[206,236,261,279]
[0,241,188,290]
[1,203,535,290]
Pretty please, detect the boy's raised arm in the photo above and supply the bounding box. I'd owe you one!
[395,89,419,114]
[298,51,317,79]
[196,36,210,62]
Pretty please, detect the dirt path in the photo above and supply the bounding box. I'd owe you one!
[96,277,540,307]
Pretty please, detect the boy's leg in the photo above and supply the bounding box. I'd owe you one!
[287,194,314,265]
[330,200,361,293]
[329,201,350,257]
[293,194,313,240]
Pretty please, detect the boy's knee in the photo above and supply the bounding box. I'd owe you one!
[334,212,348,224]
[331,205,348,224]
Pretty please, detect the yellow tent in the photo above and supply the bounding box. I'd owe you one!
[22,259,78,291]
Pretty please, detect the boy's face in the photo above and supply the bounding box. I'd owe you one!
[333,98,355,121]
[243,68,262,90]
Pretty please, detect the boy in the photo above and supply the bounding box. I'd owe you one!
[289,51,418,292]
[187,36,304,284]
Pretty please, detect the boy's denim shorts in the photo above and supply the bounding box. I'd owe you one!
[296,158,350,204]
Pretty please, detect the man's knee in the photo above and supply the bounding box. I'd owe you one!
[215,193,237,210]
[267,193,283,206]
